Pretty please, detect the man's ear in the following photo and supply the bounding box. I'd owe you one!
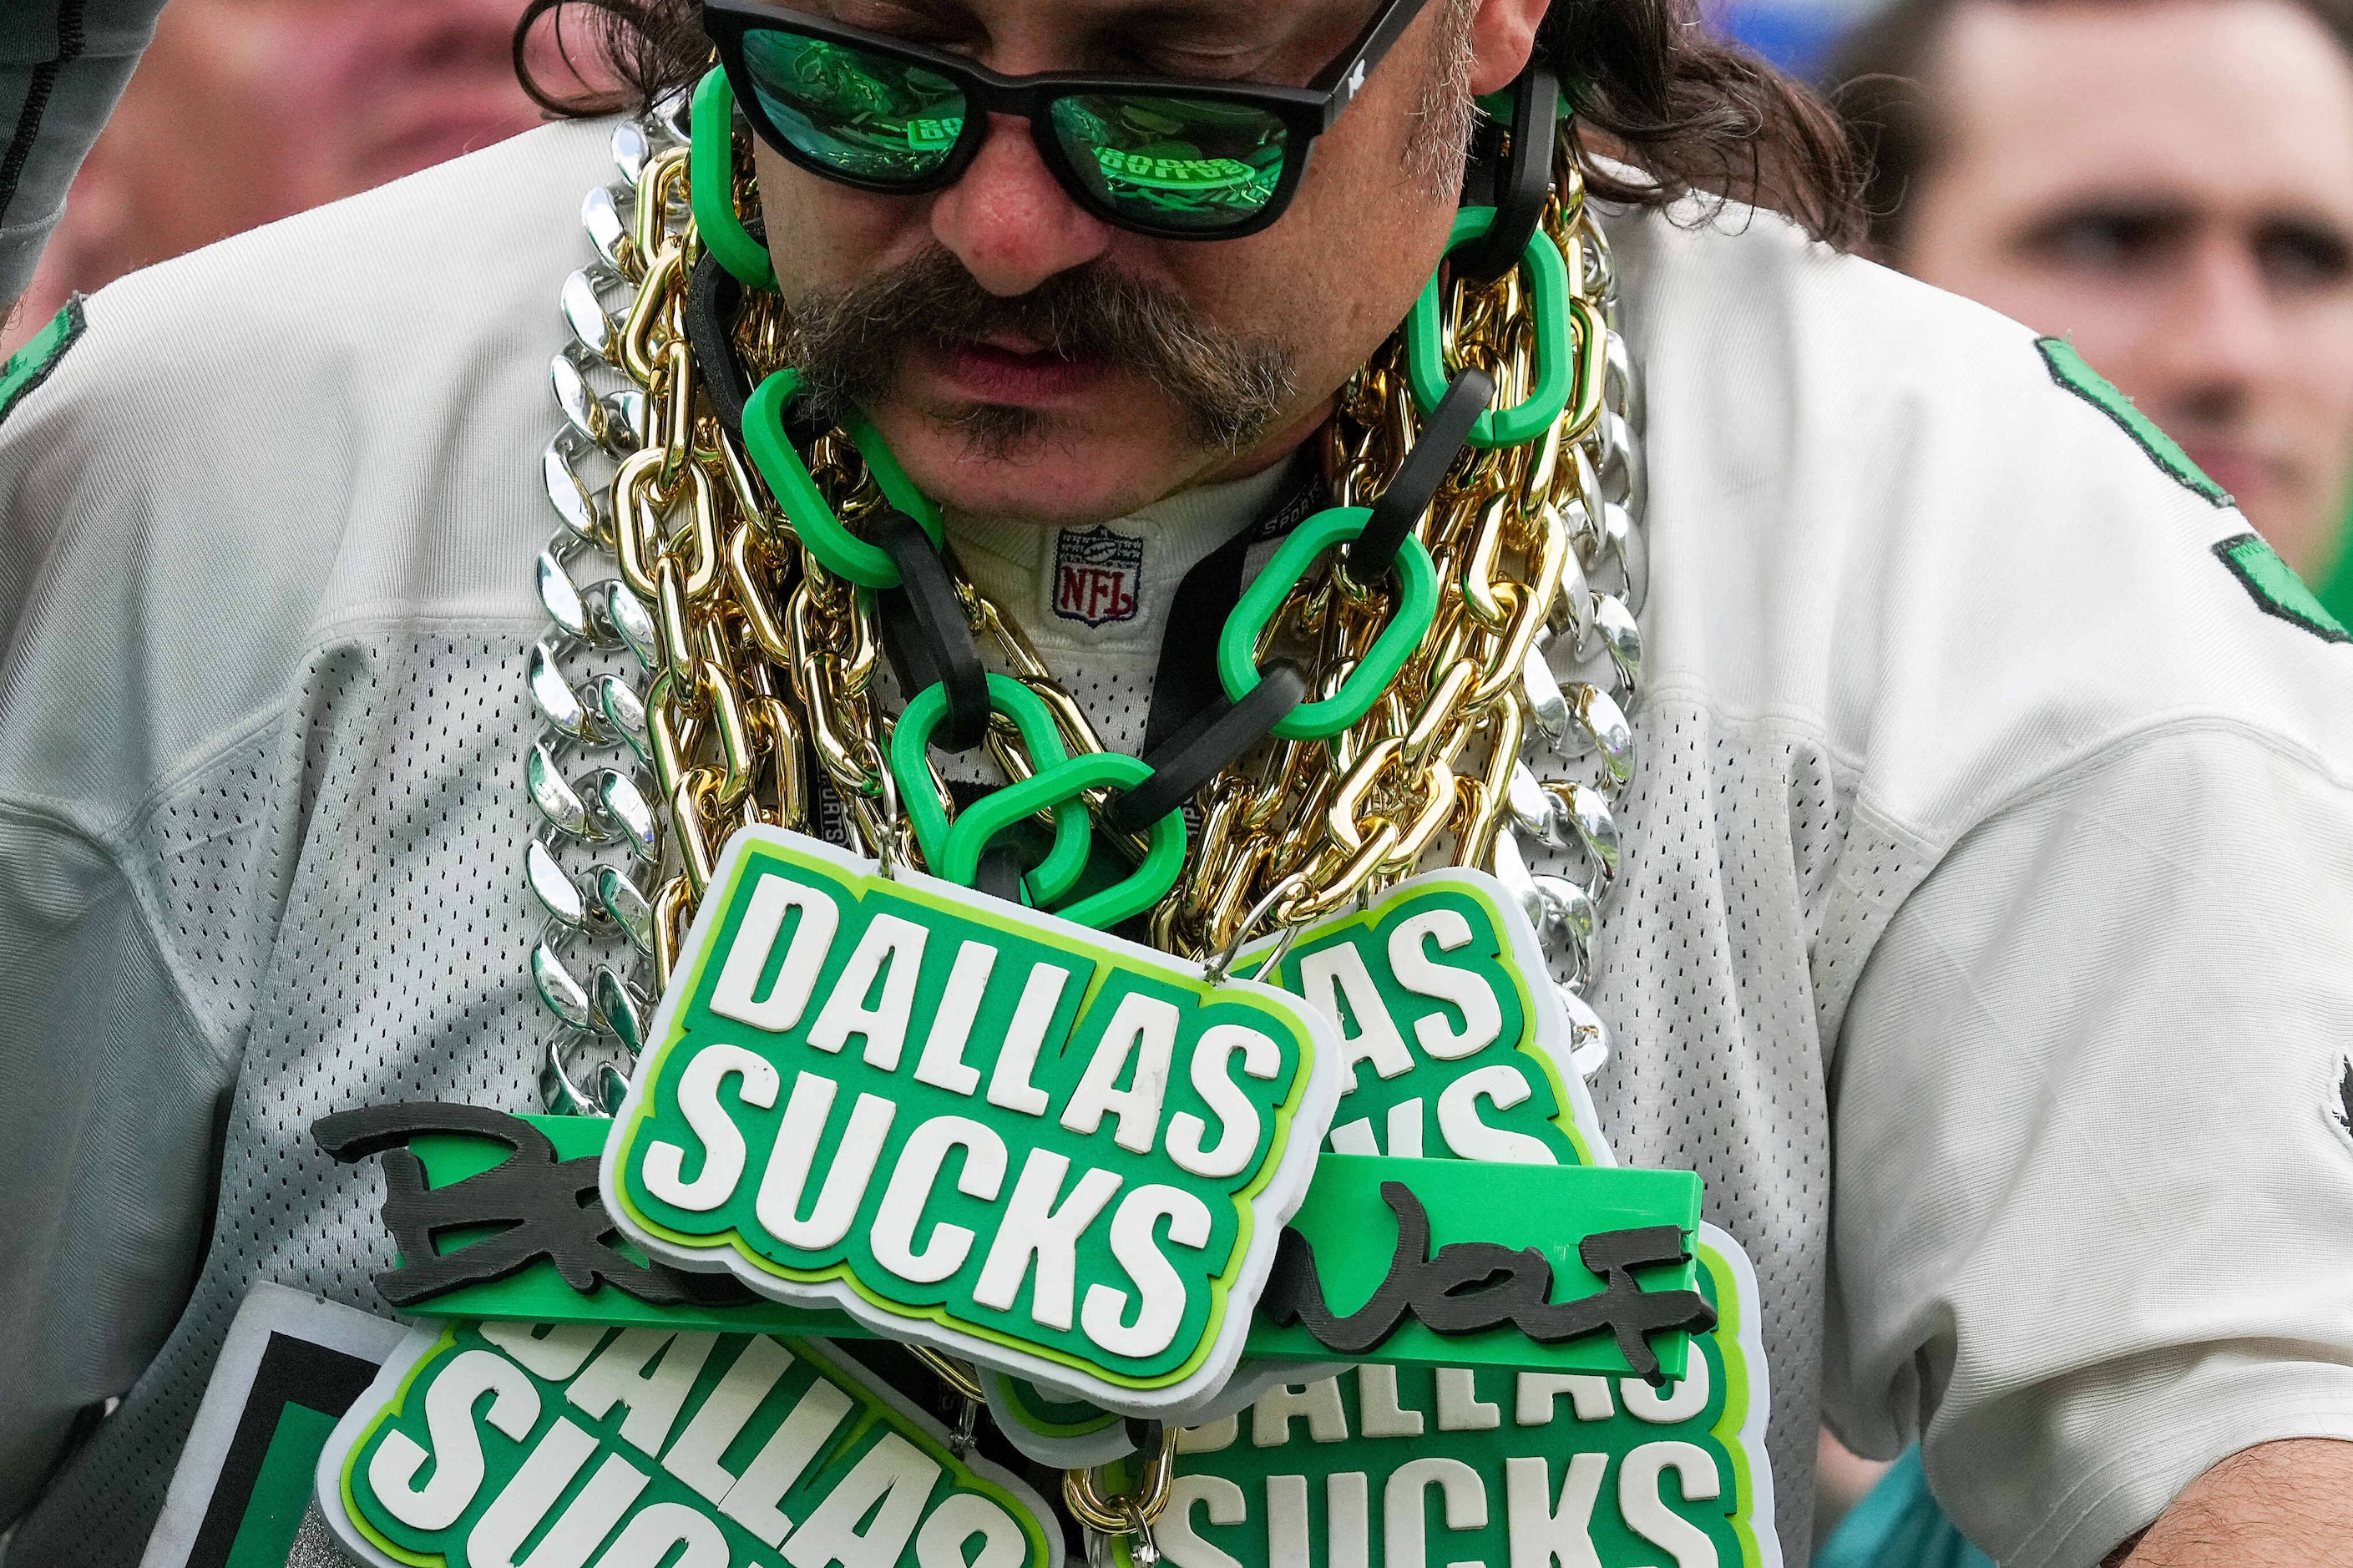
[1465,0,1555,96]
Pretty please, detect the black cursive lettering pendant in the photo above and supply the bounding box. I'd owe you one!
[312,1102,754,1310]
[1257,1180,1718,1382]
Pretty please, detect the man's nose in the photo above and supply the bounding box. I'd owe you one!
[2155,231,2285,416]
[929,113,1116,296]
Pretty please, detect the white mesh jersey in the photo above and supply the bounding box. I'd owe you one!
[5,117,2353,1568]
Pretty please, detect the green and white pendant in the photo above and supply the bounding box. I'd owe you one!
[984,870,1779,1566]
[317,1321,1061,1568]
[600,827,1343,1420]
[1114,1226,1777,1568]
[1254,867,1611,1168]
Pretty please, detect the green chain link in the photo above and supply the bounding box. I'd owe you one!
[1406,205,1572,448]
[943,753,1186,929]
[891,675,1092,906]
[691,69,777,291]
[742,367,944,587]
[1217,506,1439,741]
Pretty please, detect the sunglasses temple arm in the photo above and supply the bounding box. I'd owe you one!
[1318,0,1438,123]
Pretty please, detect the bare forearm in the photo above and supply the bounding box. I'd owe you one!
[2106,1438,2353,1566]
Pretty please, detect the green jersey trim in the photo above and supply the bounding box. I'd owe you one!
[2214,531,2350,644]
[0,295,83,428]
[2037,336,2230,506]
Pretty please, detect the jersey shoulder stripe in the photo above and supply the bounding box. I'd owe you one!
[2214,530,2350,645]
[2037,335,2230,507]
[0,293,83,428]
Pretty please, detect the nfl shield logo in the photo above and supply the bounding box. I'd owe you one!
[1053,525,1144,627]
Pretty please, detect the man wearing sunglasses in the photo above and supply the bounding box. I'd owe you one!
[705,0,1536,534]
[3,0,2353,1565]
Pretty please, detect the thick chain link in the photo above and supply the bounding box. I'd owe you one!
[521,112,686,1113]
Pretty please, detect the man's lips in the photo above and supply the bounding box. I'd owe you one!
[929,339,1113,404]
[2176,438,2274,504]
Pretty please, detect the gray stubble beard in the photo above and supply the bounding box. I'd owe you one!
[1405,0,1482,196]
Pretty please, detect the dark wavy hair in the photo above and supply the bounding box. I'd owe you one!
[515,0,1865,247]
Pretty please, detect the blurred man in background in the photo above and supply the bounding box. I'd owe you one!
[1828,0,2353,584]
[4,0,574,354]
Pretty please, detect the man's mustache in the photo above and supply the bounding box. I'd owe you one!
[781,247,1295,458]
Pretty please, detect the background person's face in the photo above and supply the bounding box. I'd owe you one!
[86,0,552,267]
[2,0,581,356]
[753,0,1541,529]
[1897,0,2353,574]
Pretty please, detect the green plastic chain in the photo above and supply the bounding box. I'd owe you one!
[691,70,777,291]
[940,752,1187,930]
[1217,507,1440,740]
[741,368,944,587]
[891,675,1092,907]
[1406,205,1573,448]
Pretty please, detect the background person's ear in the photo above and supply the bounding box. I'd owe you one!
[1465,0,1555,95]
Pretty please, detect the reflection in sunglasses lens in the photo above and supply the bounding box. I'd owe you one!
[1051,95,1288,230]
[738,31,1292,233]
[741,32,967,182]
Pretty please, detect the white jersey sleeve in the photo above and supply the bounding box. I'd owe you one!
[1594,195,2353,1565]
[0,119,608,1543]
[0,277,238,1520]
[1828,724,2353,1565]
[0,811,224,1525]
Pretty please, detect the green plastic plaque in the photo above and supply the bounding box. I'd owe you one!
[316,1321,1060,1568]
[1115,1229,1779,1568]
[602,827,1343,1419]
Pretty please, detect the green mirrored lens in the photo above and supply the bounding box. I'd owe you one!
[1050,94,1287,230]
[740,31,966,184]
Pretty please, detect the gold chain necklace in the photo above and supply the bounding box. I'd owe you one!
[523,106,1644,1127]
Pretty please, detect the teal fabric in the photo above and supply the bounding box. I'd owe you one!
[1815,1446,1993,1568]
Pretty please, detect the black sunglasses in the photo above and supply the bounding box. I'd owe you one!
[704,0,1430,240]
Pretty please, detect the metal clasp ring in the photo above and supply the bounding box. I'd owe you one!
[1063,1424,1178,1534]
[1202,872,1311,987]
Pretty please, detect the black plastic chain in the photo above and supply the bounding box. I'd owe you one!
[873,510,992,751]
[975,840,1031,905]
[686,248,751,440]
[1105,660,1309,837]
[1453,59,1561,286]
[1348,367,1495,584]
[772,443,1320,902]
